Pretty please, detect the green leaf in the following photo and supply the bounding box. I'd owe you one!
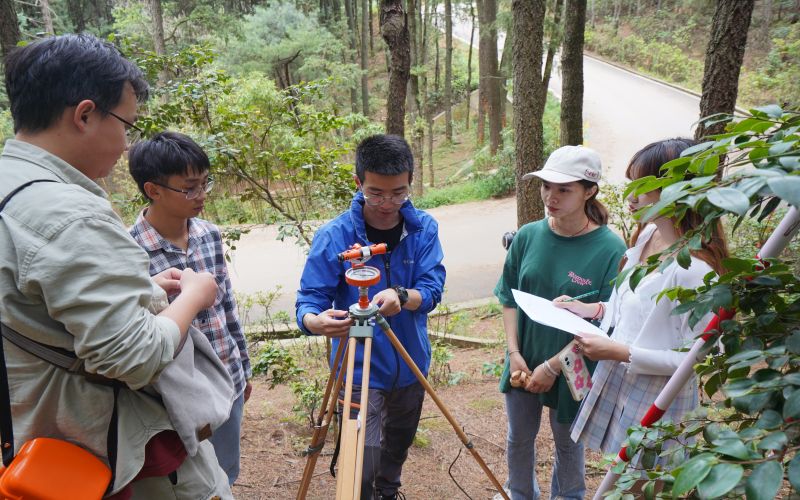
[676,246,691,269]
[754,104,784,119]
[745,461,782,500]
[706,187,751,216]
[725,378,756,398]
[783,386,800,420]
[768,139,797,156]
[767,176,800,207]
[757,431,787,451]
[788,454,800,491]
[733,391,774,414]
[673,453,716,496]
[755,410,782,429]
[711,438,751,460]
[697,463,743,499]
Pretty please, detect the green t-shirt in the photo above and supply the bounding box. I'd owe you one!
[494,218,627,423]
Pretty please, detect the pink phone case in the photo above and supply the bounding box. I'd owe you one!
[558,340,593,401]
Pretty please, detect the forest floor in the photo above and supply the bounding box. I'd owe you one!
[232,311,607,499]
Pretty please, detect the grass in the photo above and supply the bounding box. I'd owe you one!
[467,397,502,412]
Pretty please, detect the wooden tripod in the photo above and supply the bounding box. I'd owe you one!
[296,307,510,500]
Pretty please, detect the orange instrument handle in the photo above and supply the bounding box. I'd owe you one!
[337,243,388,262]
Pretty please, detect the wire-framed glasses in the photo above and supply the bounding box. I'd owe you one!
[152,177,215,200]
[362,190,410,207]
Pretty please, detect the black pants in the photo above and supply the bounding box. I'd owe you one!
[339,383,425,499]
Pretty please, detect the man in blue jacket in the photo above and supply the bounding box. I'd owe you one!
[296,134,446,500]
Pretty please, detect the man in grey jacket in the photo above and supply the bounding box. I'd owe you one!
[0,34,231,498]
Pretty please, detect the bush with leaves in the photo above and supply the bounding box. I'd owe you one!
[605,105,800,499]
[119,41,359,245]
[252,341,305,389]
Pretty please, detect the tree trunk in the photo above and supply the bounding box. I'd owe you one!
[67,0,86,32]
[476,0,486,146]
[434,15,440,93]
[422,0,434,183]
[465,1,475,131]
[761,0,772,49]
[380,0,410,136]
[695,0,755,140]
[361,0,371,116]
[612,0,621,35]
[148,0,166,56]
[444,0,453,142]
[540,0,564,114]
[407,0,420,118]
[560,0,586,146]
[369,0,374,56]
[0,0,20,57]
[40,0,55,35]
[484,0,502,154]
[344,0,359,113]
[498,26,513,129]
[589,0,595,27]
[512,0,547,227]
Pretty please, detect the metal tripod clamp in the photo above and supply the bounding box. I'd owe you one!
[348,303,378,339]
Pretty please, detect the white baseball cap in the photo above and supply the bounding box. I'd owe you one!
[521,145,602,184]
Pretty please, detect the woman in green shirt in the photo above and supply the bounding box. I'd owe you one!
[494,145,626,499]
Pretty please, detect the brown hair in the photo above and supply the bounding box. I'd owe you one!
[625,138,729,274]
[578,180,609,226]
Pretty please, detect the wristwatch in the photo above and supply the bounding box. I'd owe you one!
[393,286,409,307]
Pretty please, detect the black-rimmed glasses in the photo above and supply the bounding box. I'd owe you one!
[152,177,215,200]
[102,109,143,141]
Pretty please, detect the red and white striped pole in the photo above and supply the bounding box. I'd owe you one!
[593,206,800,500]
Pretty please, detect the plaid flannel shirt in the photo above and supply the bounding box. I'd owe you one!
[130,211,251,397]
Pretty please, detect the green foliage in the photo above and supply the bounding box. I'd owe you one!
[585,26,704,88]
[481,359,504,378]
[428,340,464,387]
[218,2,357,108]
[289,376,325,426]
[599,182,637,244]
[122,42,360,245]
[252,341,305,389]
[741,23,800,108]
[609,105,800,497]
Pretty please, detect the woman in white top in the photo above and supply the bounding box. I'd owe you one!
[554,138,729,469]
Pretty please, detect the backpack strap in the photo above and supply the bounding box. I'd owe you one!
[1,179,57,466]
[0,178,119,486]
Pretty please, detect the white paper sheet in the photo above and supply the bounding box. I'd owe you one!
[511,289,606,338]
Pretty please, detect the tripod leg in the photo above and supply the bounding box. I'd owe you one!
[297,339,348,500]
[375,315,510,500]
[352,338,373,500]
[336,337,360,500]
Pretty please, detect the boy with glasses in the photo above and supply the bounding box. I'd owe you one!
[128,131,251,487]
[296,134,446,499]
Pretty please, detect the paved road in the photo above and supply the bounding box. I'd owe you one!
[228,18,704,317]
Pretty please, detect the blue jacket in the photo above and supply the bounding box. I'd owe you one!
[295,191,446,391]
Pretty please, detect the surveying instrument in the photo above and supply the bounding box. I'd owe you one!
[296,243,509,500]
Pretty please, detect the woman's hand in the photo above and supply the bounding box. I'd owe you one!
[574,334,630,362]
[509,351,530,377]
[525,363,556,393]
[553,296,600,319]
